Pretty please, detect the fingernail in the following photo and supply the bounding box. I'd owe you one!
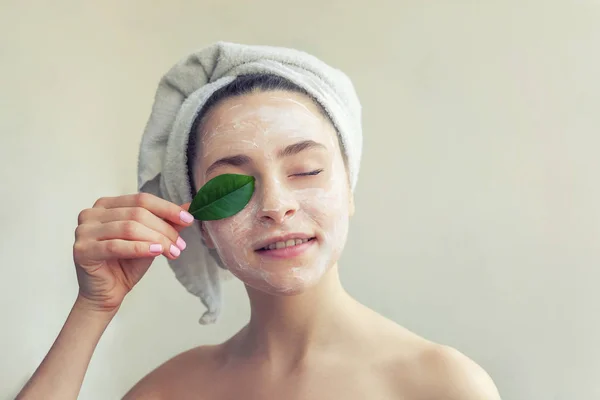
[170,244,181,257]
[150,244,163,253]
[176,236,187,251]
[180,210,194,223]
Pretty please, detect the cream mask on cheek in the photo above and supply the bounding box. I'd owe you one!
[194,93,351,295]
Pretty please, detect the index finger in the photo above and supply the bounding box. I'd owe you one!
[93,193,195,227]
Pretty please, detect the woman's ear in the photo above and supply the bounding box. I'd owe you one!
[199,221,216,249]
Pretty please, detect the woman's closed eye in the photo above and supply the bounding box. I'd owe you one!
[292,169,324,177]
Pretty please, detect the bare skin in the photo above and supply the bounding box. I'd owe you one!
[124,266,500,400]
[17,90,501,400]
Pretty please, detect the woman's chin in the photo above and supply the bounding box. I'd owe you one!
[230,262,331,296]
[255,283,309,297]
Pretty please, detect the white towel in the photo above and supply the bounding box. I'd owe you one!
[137,41,362,324]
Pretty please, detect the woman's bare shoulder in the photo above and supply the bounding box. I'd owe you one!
[412,343,501,399]
[362,314,500,399]
[378,326,500,400]
[122,344,224,399]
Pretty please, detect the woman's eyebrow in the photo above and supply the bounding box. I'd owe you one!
[205,154,251,176]
[277,140,326,158]
[205,140,326,175]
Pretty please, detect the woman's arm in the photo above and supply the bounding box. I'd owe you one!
[17,194,193,399]
[16,295,116,400]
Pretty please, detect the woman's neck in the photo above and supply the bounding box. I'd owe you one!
[233,263,364,370]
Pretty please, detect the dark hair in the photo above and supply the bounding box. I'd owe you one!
[186,74,346,198]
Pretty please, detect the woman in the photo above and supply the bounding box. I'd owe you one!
[17,43,500,399]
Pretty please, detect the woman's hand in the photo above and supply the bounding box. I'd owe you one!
[16,193,195,400]
[73,193,194,313]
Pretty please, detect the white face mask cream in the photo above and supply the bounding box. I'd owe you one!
[194,91,352,295]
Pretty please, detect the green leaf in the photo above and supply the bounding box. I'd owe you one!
[189,174,255,221]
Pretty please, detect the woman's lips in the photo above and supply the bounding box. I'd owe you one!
[255,237,316,259]
[254,233,314,251]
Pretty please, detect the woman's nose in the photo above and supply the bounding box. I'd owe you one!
[256,178,298,224]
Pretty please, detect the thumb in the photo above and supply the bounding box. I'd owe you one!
[181,202,191,212]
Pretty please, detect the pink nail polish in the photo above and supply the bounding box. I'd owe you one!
[170,244,181,257]
[150,244,163,253]
[176,236,187,250]
[180,210,194,223]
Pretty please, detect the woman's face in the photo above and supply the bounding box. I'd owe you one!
[194,90,353,295]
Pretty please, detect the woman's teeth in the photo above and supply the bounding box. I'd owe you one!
[263,238,311,250]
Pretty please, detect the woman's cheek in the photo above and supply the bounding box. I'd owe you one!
[205,202,258,267]
[298,186,350,250]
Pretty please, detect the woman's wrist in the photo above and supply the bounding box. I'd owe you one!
[73,294,120,322]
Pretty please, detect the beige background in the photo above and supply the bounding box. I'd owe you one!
[1,1,599,399]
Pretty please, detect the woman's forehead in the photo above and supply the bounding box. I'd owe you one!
[205,92,322,129]
[199,91,336,149]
